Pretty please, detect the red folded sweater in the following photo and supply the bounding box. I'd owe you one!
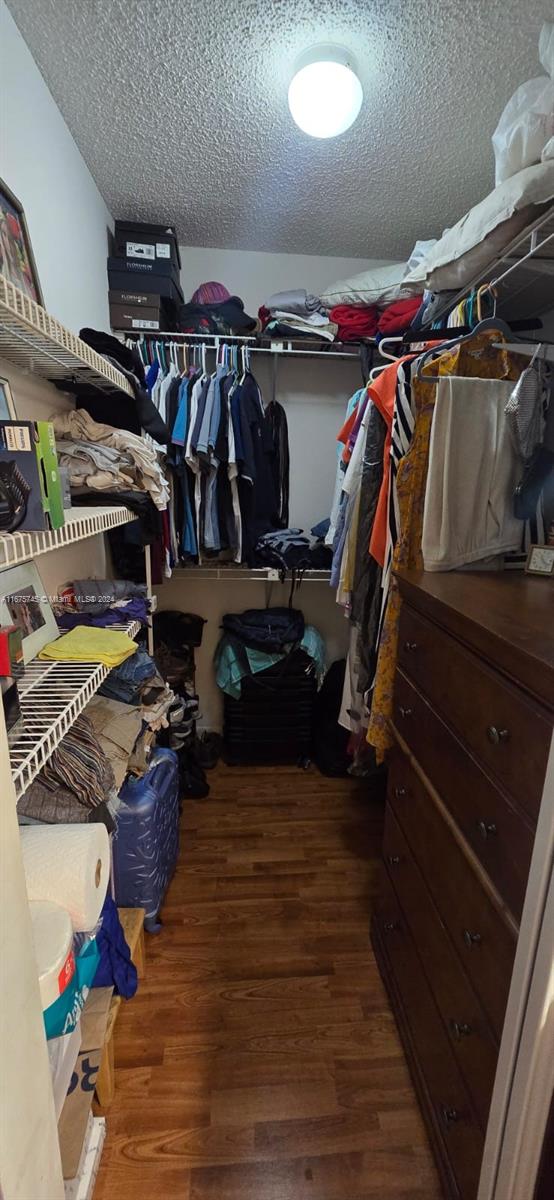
[377,296,423,334]
[330,304,379,340]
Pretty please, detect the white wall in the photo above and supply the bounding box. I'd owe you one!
[0,718,64,1200]
[0,0,112,332]
[179,244,385,314]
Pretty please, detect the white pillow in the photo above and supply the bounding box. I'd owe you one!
[404,160,554,293]
[321,262,422,310]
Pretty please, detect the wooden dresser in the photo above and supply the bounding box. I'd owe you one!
[371,571,554,1200]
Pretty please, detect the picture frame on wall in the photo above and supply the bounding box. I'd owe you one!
[0,178,44,305]
[0,562,58,663]
[0,377,16,421]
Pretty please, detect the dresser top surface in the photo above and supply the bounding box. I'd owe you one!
[397,571,554,709]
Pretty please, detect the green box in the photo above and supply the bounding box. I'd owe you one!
[34,421,65,531]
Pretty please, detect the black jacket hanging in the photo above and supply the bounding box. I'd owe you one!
[265,400,290,528]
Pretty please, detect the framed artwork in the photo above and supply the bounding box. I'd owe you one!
[0,377,16,421]
[0,178,43,305]
[0,562,58,663]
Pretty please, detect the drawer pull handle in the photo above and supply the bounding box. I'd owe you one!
[394,786,407,799]
[398,706,413,719]
[450,1020,473,1041]
[441,1105,460,1128]
[403,641,418,652]
[387,854,401,867]
[477,820,498,840]
[463,929,482,949]
[487,725,510,746]
[383,920,400,933]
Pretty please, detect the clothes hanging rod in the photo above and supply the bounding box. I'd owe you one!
[116,330,376,345]
[115,331,367,360]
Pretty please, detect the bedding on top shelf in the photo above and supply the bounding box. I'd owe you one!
[404,159,554,293]
[320,161,553,317]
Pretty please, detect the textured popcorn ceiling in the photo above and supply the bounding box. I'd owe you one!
[5,0,547,258]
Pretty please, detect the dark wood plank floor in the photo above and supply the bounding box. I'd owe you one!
[95,764,442,1199]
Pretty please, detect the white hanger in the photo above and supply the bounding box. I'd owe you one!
[377,336,404,362]
[369,364,387,381]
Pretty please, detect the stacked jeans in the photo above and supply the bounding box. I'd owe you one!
[99,648,157,704]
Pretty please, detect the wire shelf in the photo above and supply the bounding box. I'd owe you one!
[9,618,141,799]
[423,206,554,329]
[172,565,331,581]
[0,505,137,570]
[0,275,133,395]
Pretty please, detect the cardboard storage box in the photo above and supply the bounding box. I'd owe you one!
[109,292,178,332]
[107,257,183,302]
[0,420,64,532]
[109,302,164,331]
[109,288,162,307]
[113,219,181,269]
[58,987,112,1179]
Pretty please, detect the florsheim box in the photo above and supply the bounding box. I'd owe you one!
[107,257,184,301]
[113,219,181,269]
[0,420,64,532]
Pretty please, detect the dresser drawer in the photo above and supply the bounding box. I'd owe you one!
[393,669,535,921]
[384,803,498,1131]
[389,751,517,1041]
[374,870,485,1199]
[398,604,551,820]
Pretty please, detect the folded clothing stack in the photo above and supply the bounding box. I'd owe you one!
[38,626,138,668]
[99,646,157,704]
[329,304,379,341]
[17,714,117,827]
[51,408,170,510]
[56,578,150,630]
[376,294,423,334]
[83,696,143,791]
[260,289,337,341]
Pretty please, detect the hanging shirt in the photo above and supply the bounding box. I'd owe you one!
[367,355,417,568]
[367,331,528,763]
[422,375,524,570]
[237,372,278,564]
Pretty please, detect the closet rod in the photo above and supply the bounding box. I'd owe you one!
[118,331,374,357]
[118,332,365,360]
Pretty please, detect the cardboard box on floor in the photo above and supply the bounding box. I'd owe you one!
[58,987,113,1179]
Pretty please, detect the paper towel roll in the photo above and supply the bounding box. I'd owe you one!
[20,824,109,931]
[29,900,74,1010]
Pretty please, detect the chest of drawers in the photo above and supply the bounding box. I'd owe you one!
[371,571,554,1200]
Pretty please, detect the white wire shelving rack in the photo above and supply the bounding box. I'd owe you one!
[0,275,133,395]
[422,205,554,330]
[0,505,136,569]
[114,328,373,361]
[8,618,142,799]
[172,565,331,581]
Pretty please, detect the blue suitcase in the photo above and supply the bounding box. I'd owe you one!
[113,747,180,933]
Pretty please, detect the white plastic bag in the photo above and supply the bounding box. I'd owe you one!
[492,21,554,185]
[404,239,437,277]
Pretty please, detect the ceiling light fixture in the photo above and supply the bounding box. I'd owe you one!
[288,45,363,139]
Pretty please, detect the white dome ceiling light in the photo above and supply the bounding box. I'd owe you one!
[288,45,363,139]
